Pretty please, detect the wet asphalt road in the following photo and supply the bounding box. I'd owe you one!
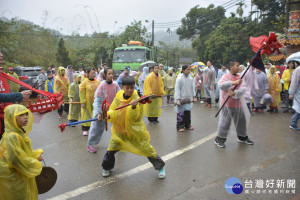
[29,100,300,200]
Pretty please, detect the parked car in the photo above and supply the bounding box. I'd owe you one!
[14,66,42,96]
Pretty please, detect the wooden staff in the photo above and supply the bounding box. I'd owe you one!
[35,81,46,89]
[115,95,155,110]
[64,102,83,104]
[89,61,97,71]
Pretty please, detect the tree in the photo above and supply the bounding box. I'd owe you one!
[204,17,265,65]
[236,2,246,18]
[176,4,226,40]
[56,38,71,67]
[119,20,150,44]
[252,0,286,32]
[177,4,226,62]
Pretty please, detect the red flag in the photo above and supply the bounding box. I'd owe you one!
[250,35,268,53]
[250,32,282,55]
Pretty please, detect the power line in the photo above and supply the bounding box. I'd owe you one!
[0,30,111,39]
[155,0,242,26]
[154,0,241,29]
[154,0,242,28]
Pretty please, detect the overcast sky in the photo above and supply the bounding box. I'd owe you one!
[0,0,252,35]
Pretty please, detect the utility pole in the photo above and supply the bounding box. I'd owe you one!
[152,20,154,46]
[286,0,290,29]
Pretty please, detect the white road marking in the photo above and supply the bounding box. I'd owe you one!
[47,132,217,200]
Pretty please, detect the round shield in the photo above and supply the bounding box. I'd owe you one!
[36,166,57,194]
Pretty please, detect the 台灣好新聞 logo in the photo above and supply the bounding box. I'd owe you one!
[225,177,243,194]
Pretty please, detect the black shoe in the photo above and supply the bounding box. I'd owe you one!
[214,139,225,148]
[267,109,274,112]
[237,138,254,145]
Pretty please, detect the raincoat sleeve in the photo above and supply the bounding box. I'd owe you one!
[117,75,122,88]
[0,92,22,103]
[68,83,75,99]
[107,97,118,123]
[79,80,87,104]
[93,84,104,115]
[45,81,49,92]
[14,73,20,91]
[192,79,196,97]
[174,77,181,101]
[53,77,60,94]
[6,134,43,178]
[282,70,289,83]
[219,80,232,91]
[254,74,259,90]
[264,76,269,90]
[232,82,246,99]
[276,75,282,92]
[143,76,152,96]
[289,69,300,95]
[211,70,216,87]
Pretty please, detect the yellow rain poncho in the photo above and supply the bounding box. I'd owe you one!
[164,69,176,98]
[54,67,70,101]
[7,72,20,92]
[0,104,43,200]
[68,73,81,120]
[143,72,165,117]
[159,69,166,86]
[268,66,282,107]
[79,78,100,126]
[107,90,157,158]
[282,68,294,91]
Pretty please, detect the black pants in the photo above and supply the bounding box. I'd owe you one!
[284,90,293,110]
[206,98,211,104]
[82,125,90,131]
[102,151,165,171]
[58,104,69,115]
[148,117,158,122]
[177,111,191,130]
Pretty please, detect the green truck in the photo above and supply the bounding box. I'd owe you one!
[112,41,157,77]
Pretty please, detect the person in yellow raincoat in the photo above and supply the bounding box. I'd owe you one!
[164,67,176,103]
[282,61,295,113]
[143,64,165,123]
[101,76,166,178]
[68,73,82,123]
[159,64,166,87]
[0,104,43,200]
[7,67,20,93]
[267,66,282,113]
[54,66,70,118]
[79,68,100,135]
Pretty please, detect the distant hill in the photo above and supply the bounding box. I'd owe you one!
[0,17,63,37]
[154,30,192,48]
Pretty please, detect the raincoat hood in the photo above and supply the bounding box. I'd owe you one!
[270,65,276,74]
[58,66,66,76]
[74,73,81,84]
[4,104,33,134]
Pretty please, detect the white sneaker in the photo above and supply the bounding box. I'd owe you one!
[200,101,204,103]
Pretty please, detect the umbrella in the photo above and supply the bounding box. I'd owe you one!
[286,52,300,63]
[191,62,205,67]
[138,61,156,71]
